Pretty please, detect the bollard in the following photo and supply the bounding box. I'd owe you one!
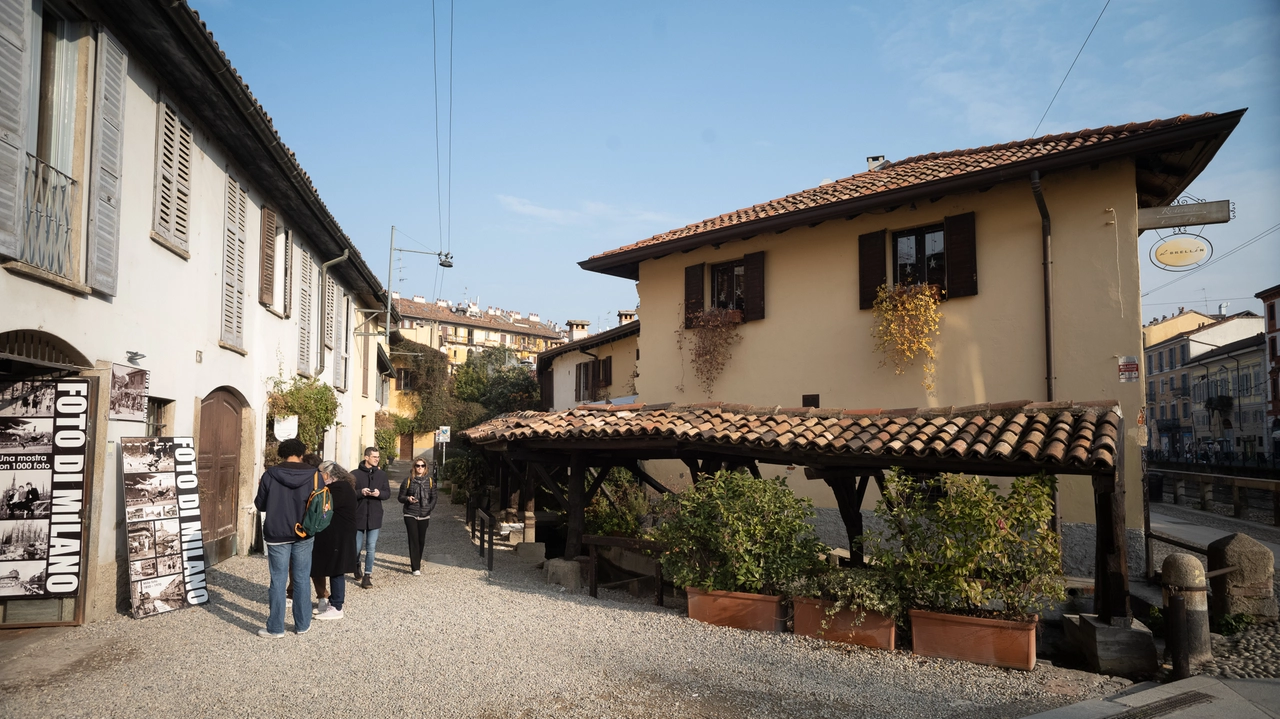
[1168,593,1190,680]
[1161,553,1212,667]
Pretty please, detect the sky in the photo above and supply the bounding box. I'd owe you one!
[189,0,1279,333]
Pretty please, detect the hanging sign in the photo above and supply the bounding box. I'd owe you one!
[1137,200,1230,230]
[1150,233,1212,271]
[121,436,208,618]
[0,378,91,600]
[273,415,298,441]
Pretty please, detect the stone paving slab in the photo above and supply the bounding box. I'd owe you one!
[1022,675,1279,718]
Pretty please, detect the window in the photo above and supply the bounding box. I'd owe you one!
[297,245,313,375]
[574,361,595,402]
[1159,405,1166,420]
[323,274,336,349]
[396,367,414,392]
[1147,354,1154,375]
[1183,402,1190,420]
[220,176,248,352]
[1180,373,1188,395]
[1168,348,1176,369]
[1147,380,1155,401]
[146,398,173,437]
[1180,344,1188,365]
[1158,353,1164,372]
[1240,372,1251,396]
[802,394,820,408]
[1271,337,1277,360]
[711,259,746,311]
[258,208,291,315]
[893,225,946,290]
[1160,378,1167,393]
[1269,301,1276,329]
[334,292,348,391]
[1171,404,1178,420]
[151,100,193,257]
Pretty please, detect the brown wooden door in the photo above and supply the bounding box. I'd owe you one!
[197,389,242,543]
[399,433,413,461]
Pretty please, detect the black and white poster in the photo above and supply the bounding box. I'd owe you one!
[0,378,91,600]
[120,437,209,618]
[109,364,149,422]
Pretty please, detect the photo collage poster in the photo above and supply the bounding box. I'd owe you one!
[121,437,209,618]
[0,379,91,601]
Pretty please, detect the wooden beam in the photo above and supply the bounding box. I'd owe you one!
[825,473,871,566]
[681,457,702,483]
[529,461,568,509]
[626,461,672,494]
[566,453,586,559]
[586,465,614,503]
[1092,472,1132,624]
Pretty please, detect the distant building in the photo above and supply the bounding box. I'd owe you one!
[537,311,640,411]
[1256,284,1280,453]
[1186,333,1268,457]
[392,294,565,368]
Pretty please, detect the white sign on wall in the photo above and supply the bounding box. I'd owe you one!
[1118,356,1139,383]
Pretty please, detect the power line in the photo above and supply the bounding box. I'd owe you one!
[446,0,455,254]
[431,0,445,254]
[1032,0,1110,137]
[1142,297,1257,307]
[1141,221,1280,297]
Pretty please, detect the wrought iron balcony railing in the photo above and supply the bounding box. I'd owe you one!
[20,153,79,280]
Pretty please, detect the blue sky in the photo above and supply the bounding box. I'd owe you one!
[190,0,1279,331]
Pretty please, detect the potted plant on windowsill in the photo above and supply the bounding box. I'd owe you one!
[791,565,899,650]
[650,469,826,632]
[868,469,1065,671]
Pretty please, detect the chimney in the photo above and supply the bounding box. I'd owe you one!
[1219,302,1230,315]
[866,155,887,172]
[510,311,522,320]
[412,295,425,303]
[617,309,636,325]
[391,291,400,299]
[528,313,539,323]
[435,299,448,307]
[566,320,590,342]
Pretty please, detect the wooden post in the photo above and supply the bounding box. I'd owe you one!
[566,453,586,559]
[588,543,598,598]
[1233,480,1245,518]
[1272,488,1280,527]
[824,473,870,566]
[1092,471,1131,624]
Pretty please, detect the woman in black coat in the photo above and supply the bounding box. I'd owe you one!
[310,461,358,620]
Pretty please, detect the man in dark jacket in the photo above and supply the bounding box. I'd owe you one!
[254,438,320,637]
[351,446,390,588]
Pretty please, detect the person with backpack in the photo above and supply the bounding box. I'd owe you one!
[254,439,321,638]
[351,447,390,588]
[398,459,437,575]
[310,460,358,620]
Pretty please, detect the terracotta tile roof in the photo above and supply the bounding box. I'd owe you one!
[395,298,564,340]
[463,399,1122,472]
[588,113,1221,263]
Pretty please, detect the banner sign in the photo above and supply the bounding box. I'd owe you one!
[121,436,209,618]
[0,378,90,599]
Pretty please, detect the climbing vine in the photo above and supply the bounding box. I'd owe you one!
[675,308,742,396]
[266,374,339,452]
[870,284,942,392]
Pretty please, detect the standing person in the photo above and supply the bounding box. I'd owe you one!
[398,459,437,575]
[253,439,319,638]
[351,447,390,588]
[310,461,358,621]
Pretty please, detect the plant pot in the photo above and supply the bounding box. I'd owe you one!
[793,597,895,650]
[908,609,1038,671]
[685,587,784,632]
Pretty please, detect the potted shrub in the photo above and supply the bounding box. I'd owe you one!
[791,565,899,650]
[868,469,1065,670]
[650,469,826,632]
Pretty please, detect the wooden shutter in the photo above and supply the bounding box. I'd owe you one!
[324,274,336,348]
[589,360,600,400]
[944,211,977,298]
[574,362,583,402]
[361,332,369,396]
[600,356,613,387]
[86,27,128,296]
[0,0,28,259]
[153,103,193,253]
[539,367,554,411]
[282,228,292,318]
[743,251,765,322]
[297,247,313,374]
[221,177,248,348]
[259,207,277,305]
[858,229,887,310]
[333,291,347,390]
[684,263,704,328]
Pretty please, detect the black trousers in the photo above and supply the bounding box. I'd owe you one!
[403,516,430,572]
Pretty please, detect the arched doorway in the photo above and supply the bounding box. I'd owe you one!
[198,388,242,564]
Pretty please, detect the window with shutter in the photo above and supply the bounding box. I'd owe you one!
[600,356,613,387]
[220,176,248,351]
[281,228,292,318]
[361,332,370,396]
[259,207,276,306]
[574,362,583,402]
[0,0,28,259]
[86,27,127,296]
[333,290,347,391]
[858,229,887,310]
[684,263,705,328]
[324,274,336,348]
[944,212,977,298]
[151,100,193,257]
[297,245,313,375]
[743,251,765,321]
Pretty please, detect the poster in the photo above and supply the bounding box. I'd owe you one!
[0,379,90,599]
[121,436,209,618]
[109,364,149,422]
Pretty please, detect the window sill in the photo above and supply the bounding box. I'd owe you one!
[150,231,190,260]
[217,341,247,356]
[262,305,285,319]
[3,261,91,296]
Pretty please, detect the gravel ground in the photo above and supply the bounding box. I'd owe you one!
[0,479,1127,718]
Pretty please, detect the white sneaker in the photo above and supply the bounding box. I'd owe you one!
[312,598,329,616]
[285,598,293,609]
[296,626,310,635]
[258,629,285,638]
[412,570,421,576]
[316,606,344,621]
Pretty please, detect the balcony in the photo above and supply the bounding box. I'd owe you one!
[1173,385,1190,398]
[19,154,79,281]
[1146,390,1157,402]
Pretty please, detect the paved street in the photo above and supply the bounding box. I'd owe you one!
[0,476,1128,719]
[1150,509,1280,568]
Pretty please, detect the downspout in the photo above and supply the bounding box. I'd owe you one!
[1030,171,1054,401]
[316,250,351,377]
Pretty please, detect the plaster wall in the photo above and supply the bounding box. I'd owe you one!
[548,334,639,410]
[633,160,1147,527]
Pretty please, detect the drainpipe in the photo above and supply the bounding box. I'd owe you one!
[316,250,351,377]
[1030,171,1054,401]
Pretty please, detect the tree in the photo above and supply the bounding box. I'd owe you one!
[454,347,540,421]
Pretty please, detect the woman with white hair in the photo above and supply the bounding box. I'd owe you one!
[309,460,359,620]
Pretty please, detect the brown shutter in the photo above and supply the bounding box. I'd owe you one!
[858,229,887,310]
[684,263,704,328]
[590,359,601,399]
[743,251,765,322]
[259,207,277,305]
[944,211,977,299]
[600,356,613,387]
[574,362,583,402]
[539,368,554,411]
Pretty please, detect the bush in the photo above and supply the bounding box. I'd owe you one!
[441,448,490,503]
[791,565,901,624]
[585,468,650,537]
[649,470,827,596]
[867,469,1065,620]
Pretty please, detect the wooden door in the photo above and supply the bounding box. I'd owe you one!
[197,389,242,544]
[399,433,413,461]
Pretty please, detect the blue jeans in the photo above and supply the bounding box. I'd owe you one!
[329,574,345,610]
[355,528,380,575]
[266,537,314,634]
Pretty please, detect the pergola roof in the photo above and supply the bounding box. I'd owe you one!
[463,398,1123,475]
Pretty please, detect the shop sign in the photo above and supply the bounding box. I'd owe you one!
[1150,233,1212,271]
[0,379,91,601]
[121,436,209,618]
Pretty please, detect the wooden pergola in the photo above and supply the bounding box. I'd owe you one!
[462,398,1135,622]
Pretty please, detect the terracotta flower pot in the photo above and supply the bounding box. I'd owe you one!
[685,587,784,632]
[793,597,896,650]
[908,609,1038,671]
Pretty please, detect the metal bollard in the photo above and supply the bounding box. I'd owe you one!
[1162,552,1212,670]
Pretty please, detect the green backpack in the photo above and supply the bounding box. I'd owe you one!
[294,472,333,538]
